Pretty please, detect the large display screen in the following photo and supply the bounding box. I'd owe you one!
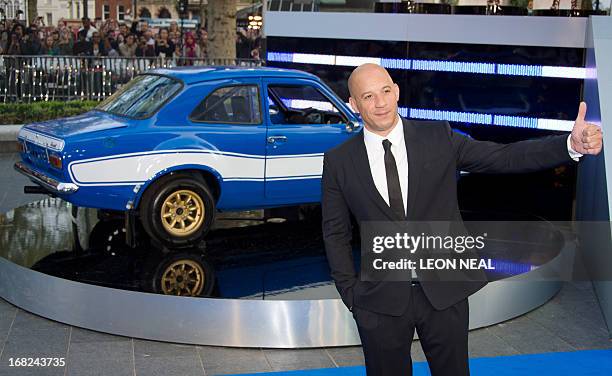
[266,36,584,142]
[266,36,583,220]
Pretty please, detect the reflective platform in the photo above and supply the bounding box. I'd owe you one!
[0,198,572,347]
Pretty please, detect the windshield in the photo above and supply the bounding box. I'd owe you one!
[96,75,182,118]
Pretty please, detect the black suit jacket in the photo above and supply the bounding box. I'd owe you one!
[322,117,575,316]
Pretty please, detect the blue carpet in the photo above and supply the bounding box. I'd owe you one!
[229,349,612,375]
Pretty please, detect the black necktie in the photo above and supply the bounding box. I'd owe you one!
[382,139,405,219]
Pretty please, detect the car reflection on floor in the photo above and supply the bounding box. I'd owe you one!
[30,205,340,299]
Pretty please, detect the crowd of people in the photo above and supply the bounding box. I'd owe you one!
[0,16,262,61]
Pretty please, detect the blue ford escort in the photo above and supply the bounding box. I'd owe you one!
[15,67,362,246]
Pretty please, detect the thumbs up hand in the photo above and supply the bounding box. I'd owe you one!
[570,102,603,156]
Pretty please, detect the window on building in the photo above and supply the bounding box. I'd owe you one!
[158,7,172,19]
[118,5,125,20]
[46,13,52,26]
[139,7,152,18]
[103,5,110,20]
[4,0,13,19]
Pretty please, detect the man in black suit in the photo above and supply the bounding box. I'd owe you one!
[321,64,602,376]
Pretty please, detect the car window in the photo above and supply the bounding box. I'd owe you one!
[96,74,182,118]
[267,85,347,125]
[191,85,261,124]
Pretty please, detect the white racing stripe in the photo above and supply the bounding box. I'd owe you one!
[68,150,325,186]
[266,155,324,178]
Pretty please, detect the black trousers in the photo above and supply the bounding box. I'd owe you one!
[352,284,469,376]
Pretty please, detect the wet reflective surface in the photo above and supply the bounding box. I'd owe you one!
[0,198,566,299]
[0,199,340,299]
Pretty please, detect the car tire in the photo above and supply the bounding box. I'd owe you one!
[143,251,215,297]
[140,173,215,248]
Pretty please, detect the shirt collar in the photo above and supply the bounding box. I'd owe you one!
[363,115,404,150]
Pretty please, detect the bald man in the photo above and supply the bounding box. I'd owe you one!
[321,64,602,376]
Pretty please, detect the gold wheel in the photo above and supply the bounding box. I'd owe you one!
[160,259,205,296]
[160,189,205,237]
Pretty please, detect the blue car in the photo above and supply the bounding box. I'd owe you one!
[15,67,362,246]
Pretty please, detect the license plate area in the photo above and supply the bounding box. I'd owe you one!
[24,141,50,170]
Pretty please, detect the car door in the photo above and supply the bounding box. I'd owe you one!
[186,78,267,210]
[263,77,360,204]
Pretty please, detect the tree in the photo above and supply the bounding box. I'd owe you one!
[27,0,37,25]
[199,0,207,27]
[206,0,236,61]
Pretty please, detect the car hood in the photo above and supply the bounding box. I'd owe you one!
[22,111,129,139]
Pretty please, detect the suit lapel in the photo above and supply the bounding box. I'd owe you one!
[403,118,424,220]
[350,130,405,222]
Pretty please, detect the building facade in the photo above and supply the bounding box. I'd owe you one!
[95,0,132,21]
[134,0,178,19]
[134,0,256,22]
[37,0,95,26]
[30,0,256,27]
[1,0,27,21]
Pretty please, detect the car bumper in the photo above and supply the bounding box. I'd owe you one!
[14,161,79,194]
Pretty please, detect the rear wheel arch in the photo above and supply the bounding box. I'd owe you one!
[136,168,222,248]
[135,167,222,209]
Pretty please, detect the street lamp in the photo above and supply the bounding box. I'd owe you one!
[247,15,262,30]
[178,0,188,45]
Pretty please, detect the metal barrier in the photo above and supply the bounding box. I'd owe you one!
[0,56,263,103]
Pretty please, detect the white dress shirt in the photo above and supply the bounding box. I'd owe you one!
[567,135,583,161]
[363,116,412,277]
[363,116,408,216]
